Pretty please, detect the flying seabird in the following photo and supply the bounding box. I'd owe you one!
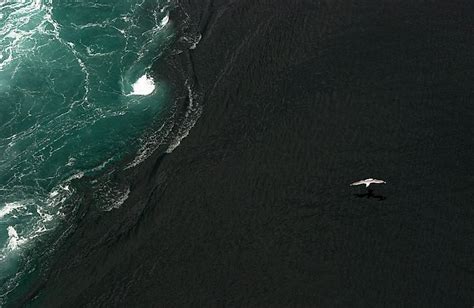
[350,178,386,188]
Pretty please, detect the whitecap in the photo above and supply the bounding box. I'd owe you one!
[66,171,84,182]
[160,14,169,28]
[0,202,25,219]
[7,226,20,250]
[66,157,76,167]
[190,34,202,50]
[129,74,155,96]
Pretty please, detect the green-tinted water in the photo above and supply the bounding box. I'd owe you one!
[0,0,174,302]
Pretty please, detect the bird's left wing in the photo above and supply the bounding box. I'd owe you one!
[350,180,365,186]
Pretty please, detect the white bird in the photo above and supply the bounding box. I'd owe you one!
[350,178,386,188]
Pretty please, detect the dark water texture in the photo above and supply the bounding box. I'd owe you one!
[26,0,474,306]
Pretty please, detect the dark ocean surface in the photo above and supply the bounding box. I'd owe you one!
[5,0,474,306]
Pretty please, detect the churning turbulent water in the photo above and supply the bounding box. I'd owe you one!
[0,0,179,301]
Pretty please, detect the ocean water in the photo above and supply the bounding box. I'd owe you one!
[0,0,175,303]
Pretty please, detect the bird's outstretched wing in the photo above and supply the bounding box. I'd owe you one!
[350,180,366,186]
[350,178,386,186]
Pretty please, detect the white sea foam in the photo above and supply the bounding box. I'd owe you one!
[0,202,24,219]
[125,119,174,169]
[167,81,202,153]
[189,34,202,49]
[66,171,84,182]
[160,14,169,28]
[129,74,155,96]
[98,184,131,211]
[112,187,130,210]
[7,226,20,250]
[66,157,76,167]
[126,77,202,170]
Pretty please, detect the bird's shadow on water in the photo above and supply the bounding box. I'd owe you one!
[353,189,387,201]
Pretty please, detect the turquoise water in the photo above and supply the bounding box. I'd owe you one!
[0,0,174,302]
